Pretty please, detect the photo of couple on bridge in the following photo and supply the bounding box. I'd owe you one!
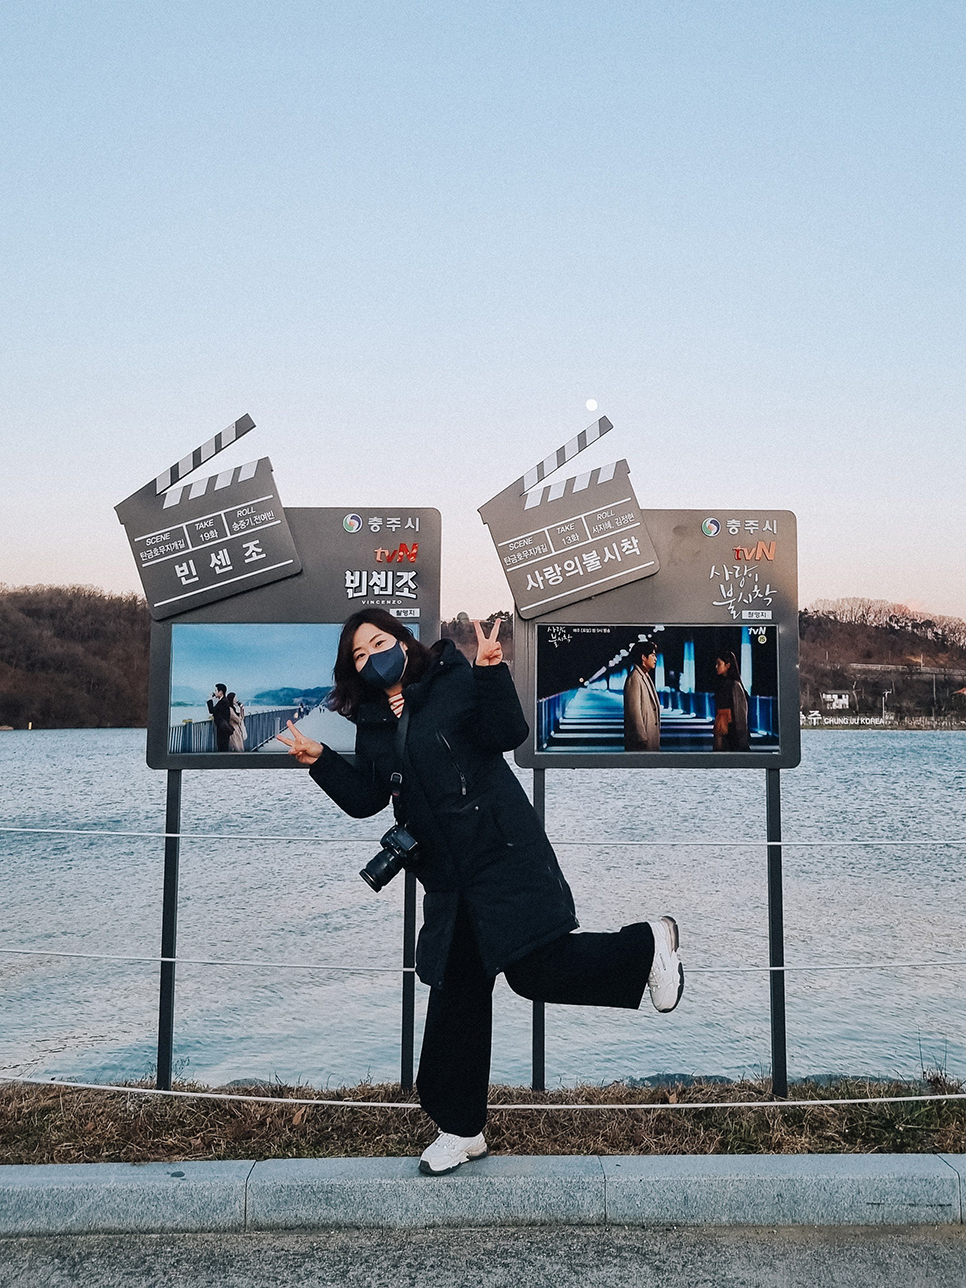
[535,623,780,754]
[165,621,353,756]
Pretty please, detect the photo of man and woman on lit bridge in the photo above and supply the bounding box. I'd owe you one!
[535,623,780,755]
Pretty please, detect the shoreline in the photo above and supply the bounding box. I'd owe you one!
[801,720,966,731]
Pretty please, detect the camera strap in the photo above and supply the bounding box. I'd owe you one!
[389,703,410,817]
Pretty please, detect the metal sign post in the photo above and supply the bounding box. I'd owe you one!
[156,770,181,1090]
[531,768,547,1092]
[491,462,800,1088]
[130,497,441,1084]
[401,871,417,1091]
[119,424,443,1091]
[766,768,788,1098]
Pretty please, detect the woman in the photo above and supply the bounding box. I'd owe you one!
[227,693,247,753]
[712,652,750,751]
[278,609,684,1176]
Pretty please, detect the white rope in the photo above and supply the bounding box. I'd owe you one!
[2,946,966,975]
[691,959,966,974]
[3,1074,965,1113]
[0,825,380,843]
[0,947,410,972]
[0,824,963,847]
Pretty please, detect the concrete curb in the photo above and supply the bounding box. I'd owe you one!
[0,1155,963,1236]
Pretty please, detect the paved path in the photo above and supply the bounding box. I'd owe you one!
[3,1155,964,1236]
[3,1225,966,1288]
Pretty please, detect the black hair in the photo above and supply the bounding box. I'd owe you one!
[326,608,434,719]
[716,651,743,684]
[629,639,657,667]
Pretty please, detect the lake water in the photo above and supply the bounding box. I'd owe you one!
[1,729,964,1090]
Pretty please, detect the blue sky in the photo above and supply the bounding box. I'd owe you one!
[2,1,964,618]
[170,622,342,699]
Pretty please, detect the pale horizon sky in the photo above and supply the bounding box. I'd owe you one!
[2,2,965,621]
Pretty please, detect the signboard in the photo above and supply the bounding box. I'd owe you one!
[512,509,800,769]
[115,415,302,619]
[478,416,660,618]
[146,507,441,769]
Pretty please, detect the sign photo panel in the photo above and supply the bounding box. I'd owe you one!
[512,509,801,769]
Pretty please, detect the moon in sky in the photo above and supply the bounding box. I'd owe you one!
[585,399,598,411]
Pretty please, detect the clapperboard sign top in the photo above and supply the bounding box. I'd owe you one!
[478,416,660,619]
[115,414,302,620]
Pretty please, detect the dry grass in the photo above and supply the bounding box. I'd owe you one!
[3,1075,966,1165]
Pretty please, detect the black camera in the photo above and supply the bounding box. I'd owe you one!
[360,824,419,892]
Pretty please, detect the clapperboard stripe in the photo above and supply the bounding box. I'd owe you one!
[162,461,262,509]
[524,462,620,510]
[521,416,612,493]
[154,413,256,494]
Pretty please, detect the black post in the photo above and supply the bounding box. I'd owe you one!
[766,768,788,1098]
[531,768,547,1092]
[401,869,417,1090]
[157,769,181,1091]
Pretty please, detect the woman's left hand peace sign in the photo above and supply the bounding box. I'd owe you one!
[473,617,504,667]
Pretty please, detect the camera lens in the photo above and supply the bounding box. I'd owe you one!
[359,845,402,893]
[358,825,418,893]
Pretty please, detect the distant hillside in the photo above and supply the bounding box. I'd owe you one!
[250,687,332,707]
[1,589,964,729]
[0,586,150,729]
[800,598,966,718]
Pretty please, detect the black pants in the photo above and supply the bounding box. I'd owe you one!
[416,903,654,1137]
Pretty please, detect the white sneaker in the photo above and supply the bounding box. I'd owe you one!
[647,916,684,1012]
[418,1130,488,1176]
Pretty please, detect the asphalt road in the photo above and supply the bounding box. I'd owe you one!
[3,1225,966,1288]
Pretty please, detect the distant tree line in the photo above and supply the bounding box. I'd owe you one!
[1,588,963,729]
[0,585,150,729]
[800,598,966,719]
[806,597,966,650]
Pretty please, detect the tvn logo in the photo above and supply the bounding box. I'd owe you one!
[374,542,418,564]
[733,541,776,561]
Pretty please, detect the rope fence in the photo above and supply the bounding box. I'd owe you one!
[3,945,966,976]
[2,819,964,975]
[1,823,965,847]
[0,948,409,973]
[4,818,964,1101]
[3,1074,966,1113]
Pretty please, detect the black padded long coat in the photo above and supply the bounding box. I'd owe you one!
[308,639,578,988]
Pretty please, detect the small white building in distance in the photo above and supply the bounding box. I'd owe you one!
[821,692,851,711]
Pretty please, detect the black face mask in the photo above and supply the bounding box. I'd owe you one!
[360,640,408,689]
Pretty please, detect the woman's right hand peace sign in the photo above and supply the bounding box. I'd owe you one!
[277,720,324,765]
[473,617,504,667]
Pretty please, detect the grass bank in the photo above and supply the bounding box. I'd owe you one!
[3,1076,965,1165]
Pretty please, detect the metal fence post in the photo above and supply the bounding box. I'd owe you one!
[531,768,547,1092]
[157,769,181,1091]
[401,869,417,1090]
[766,767,788,1098]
